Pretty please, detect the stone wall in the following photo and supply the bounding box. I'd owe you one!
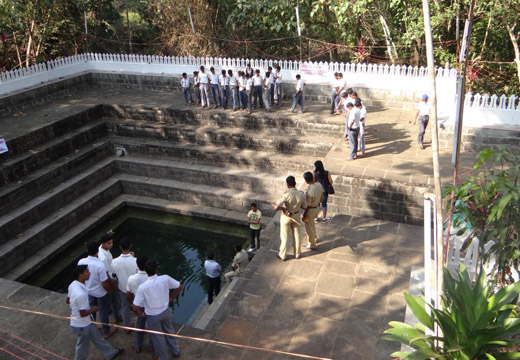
[439,124,520,153]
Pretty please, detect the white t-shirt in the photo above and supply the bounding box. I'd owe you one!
[180,78,190,88]
[237,77,245,91]
[204,260,222,278]
[253,74,263,86]
[210,72,219,84]
[338,78,347,91]
[245,78,253,91]
[264,74,273,87]
[193,76,199,86]
[133,275,181,316]
[418,101,431,116]
[359,105,367,122]
[332,78,340,89]
[219,74,229,86]
[296,79,304,92]
[98,246,114,277]
[68,280,91,328]
[228,75,237,87]
[127,271,148,295]
[275,71,282,84]
[112,254,137,293]
[348,107,361,129]
[77,256,108,298]
[199,72,209,84]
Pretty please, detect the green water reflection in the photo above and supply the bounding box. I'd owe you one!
[25,207,249,324]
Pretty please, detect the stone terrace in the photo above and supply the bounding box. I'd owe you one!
[0,86,478,360]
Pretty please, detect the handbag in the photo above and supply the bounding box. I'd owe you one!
[327,184,335,195]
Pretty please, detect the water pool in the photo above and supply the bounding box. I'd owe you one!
[24,207,250,324]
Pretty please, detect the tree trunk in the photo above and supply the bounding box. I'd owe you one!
[379,14,397,64]
[11,31,23,69]
[506,22,520,87]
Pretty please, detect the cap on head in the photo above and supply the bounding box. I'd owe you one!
[422,94,429,100]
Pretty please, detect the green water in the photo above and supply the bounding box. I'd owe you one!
[25,207,250,324]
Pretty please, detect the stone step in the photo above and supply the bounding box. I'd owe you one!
[0,105,105,159]
[4,194,272,282]
[0,157,116,244]
[116,173,277,218]
[0,178,121,277]
[108,120,334,156]
[104,105,345,136]
[0,140,112,214]
[115,156,288,196]
[110,136,316,172]
[0,119,109,187]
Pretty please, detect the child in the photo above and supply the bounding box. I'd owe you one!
[247,203,262,252]
[181,73,193,105]
[219,69,229,109]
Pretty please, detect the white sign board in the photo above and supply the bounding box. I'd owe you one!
[299,63,329,77]
[0,138,9,154]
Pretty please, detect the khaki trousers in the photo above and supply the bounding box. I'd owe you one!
[279,213,301,260]
[304,207,320,248]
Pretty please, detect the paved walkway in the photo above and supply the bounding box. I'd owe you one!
[0,87,473,359]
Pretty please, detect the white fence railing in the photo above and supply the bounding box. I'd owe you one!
[0,53,519,127]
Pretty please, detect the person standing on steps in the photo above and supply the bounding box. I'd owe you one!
[289,74,304,114]
[346,101,361,161]
[111,237,137,331]
[357,99,367,158]
[98,232,122,325]
[132,259,183,359]
[67,265,124,360]
[209,67,221,109]
[314,160,333,223]
[273,175,307,260]
[228,69,239,111]
[263,70,272,112]
[192,71,201,106]
[330,72,340,114]
[244,73,253,114]
[274,65,283,107]
[78,241,117,339]
[224,244,249,283]
[198,66,210,108]
[204,252,221,304]
[219,69,230,109]
[413,94,431,149]
[180,72,193,105]
[252,69,264,110]
[302,172,324,250]
[247,202,262,252]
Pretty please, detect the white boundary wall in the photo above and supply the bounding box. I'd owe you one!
[0,53,518,127]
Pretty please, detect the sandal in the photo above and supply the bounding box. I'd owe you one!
[112,348,124,359]
[103,326,118,339]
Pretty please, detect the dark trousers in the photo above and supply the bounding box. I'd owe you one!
[210,84,221,107]
[207,276,221,304]
[290,92,304,112]
[250,228,261,249]
[348,127,360,159]
[88,294,110,335]
[253,85,263,108]
[195,87,201,104]
[270,84,275,105]
[239,91,246,109]
[418,115,429,145]
[221,85,229,108]
[183,87,193,104]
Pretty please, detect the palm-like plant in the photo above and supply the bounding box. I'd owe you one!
[383,265,520,359]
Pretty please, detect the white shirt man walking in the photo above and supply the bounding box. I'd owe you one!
[132,259,183,359]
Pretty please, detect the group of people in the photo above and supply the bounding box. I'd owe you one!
[181,64,306,114]
[273,160,333,261]
[67,232,182,360]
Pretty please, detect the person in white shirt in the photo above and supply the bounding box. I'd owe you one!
[132,259,183,360]
[274,65,283,106]
[356,99,367,158]
[180,72,193,105]
[228,69,239,111]
[111,237,137,329]
[192,71,201,105]
[126,256,153,353]
[346,101,361,160]
[237,71,246,110]
[78,241,115,338]
[268,66,275,105]
[289,74,304,113]
[263,70,272,112]
[252,69,264,109]
[335,73,347,108]
[68,265,123,360]
[204,252,221,304]
[245,63,254,78]
[244,73,253,114]
[413,94,431,149]
[219,69,230,109]
[330,72,340,114]
[209,67,221,109]
[98,232,122,325]
[198,66,210,108]
[224,244,249,283]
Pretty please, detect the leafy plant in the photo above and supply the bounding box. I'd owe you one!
[443,147,520,287]
[383,265,520,359]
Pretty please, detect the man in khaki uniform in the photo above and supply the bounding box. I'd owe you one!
[302,172,324,250]
[273,176,307,260]
[224,244,249,283]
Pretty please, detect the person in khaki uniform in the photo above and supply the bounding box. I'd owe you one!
[273,175,307,261]
[302,172,324,250]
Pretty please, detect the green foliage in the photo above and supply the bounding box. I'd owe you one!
[443,147,520,286]
[383,265,520,359]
